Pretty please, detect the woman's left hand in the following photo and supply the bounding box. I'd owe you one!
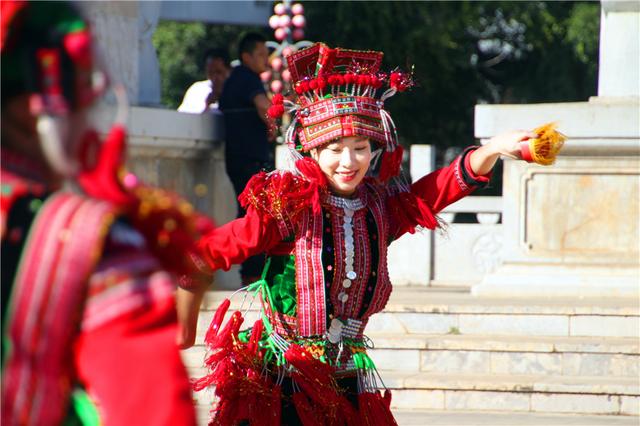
[486,130,537,160]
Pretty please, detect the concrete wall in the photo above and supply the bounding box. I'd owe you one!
[159,1,271,25]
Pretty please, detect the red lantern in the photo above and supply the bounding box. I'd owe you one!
[271,80,284,93]
[291,3,304,15]
[269,15,280,29]
[293,28,304,41]
[292,15,305,28]
[274,28,287,41]
[260,70,272,82]
[279,15,291,28]
[271,57,283,72]
[274,3,286,15]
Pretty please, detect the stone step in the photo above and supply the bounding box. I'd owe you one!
[381,371,639,395]
[183,335,639,378]
[195,304,639,340]
[368,333,639,354]
[366,334,639,377]
[189,374,639,421]
[380,372,639,415]
[201,288,640,316]
[390,410,640,426]
[199,289,640,338]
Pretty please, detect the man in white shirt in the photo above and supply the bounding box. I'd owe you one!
[178,48,231,113]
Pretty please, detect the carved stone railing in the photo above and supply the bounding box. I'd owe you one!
[432,196,503,287]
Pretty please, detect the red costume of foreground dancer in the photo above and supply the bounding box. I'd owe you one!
[1,2,212,424]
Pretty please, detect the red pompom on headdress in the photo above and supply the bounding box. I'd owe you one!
[267,93,285,119]
[389,69,415,92]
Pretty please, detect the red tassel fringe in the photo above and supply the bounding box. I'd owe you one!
[195,299,280,425]
[196,302,398,425]
[387,191,438,235]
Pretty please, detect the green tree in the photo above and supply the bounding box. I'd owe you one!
[303,1,600,152]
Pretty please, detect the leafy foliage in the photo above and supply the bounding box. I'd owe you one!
[304,1,599,151]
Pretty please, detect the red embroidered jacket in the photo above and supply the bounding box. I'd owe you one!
[200,147,490,339]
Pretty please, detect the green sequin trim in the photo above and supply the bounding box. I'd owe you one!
[263,255,297,316]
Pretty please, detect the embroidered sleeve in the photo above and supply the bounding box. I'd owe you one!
[197,208,283,272]
[460,146,492,189]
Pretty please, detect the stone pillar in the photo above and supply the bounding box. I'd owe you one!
[136,2,162,106]
[598,0,640,98]
[472,1,640,297]
[78,1,161,106]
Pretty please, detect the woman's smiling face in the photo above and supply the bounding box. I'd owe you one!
[311,136,372,197]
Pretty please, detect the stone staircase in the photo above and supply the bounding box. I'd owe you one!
[182,287,640,424]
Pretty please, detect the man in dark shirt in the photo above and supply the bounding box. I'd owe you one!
[219,32,273,285]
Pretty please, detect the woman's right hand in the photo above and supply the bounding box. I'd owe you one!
[176,286,205,349]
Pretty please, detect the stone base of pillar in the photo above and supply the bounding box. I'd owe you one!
[473,98,639,299]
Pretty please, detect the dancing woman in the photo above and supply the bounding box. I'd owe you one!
[178,43,534,425]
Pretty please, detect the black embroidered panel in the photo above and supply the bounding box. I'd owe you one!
[359,210,379,317]
[321,209,335,322]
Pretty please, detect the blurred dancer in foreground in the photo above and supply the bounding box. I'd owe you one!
[1,2,211,424]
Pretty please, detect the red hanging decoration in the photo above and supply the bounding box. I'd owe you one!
[204,298,231,346]
[378,145,403,181]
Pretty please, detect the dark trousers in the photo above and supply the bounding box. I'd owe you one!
[225,158,274,281]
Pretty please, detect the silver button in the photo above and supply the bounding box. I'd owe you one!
[330,318,343,329]
[346,271,357,280]
[342,279,352,288]
[344,209,354,217]
[339,293,349,302]
[328,331,341,344]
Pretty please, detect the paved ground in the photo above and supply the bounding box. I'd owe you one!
[196,407,638,426]
[393,410,639,426]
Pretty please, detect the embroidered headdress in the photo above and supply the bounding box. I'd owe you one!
[269,42,413,182]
